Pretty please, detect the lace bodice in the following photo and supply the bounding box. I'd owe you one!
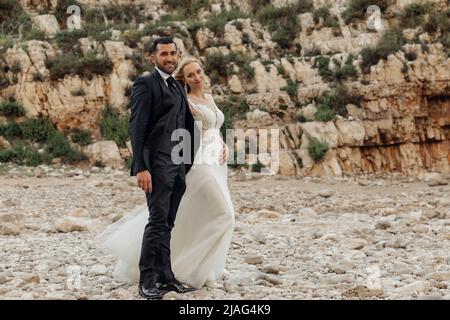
[188,94,225,165]
[188,94,224,131]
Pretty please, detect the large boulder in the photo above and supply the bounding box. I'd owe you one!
[0,213,24,236]
[84,141,124,169]
[0,223,21,236]
[54,216,105,233]
[300,121,339,149]
[31,15,60,37]
[335,119,366,146]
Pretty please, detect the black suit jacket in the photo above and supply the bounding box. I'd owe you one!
[129,70,198,176]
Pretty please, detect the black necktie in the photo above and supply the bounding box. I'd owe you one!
[166,76,176,89]
[167,76,181,99]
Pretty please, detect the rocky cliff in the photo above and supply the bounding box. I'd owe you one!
[0,0,449,176]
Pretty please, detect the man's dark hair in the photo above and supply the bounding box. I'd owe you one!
[150,37,178,53]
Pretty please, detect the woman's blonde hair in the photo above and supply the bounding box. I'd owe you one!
[175,56,204,93]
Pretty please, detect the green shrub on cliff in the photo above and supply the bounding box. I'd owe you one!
[205,9,247,36]
[0,122,22,139]
[100,106,130,148]
[46,130,86,163]
[164,0,210,18]
[20,118,55,143]
[360,29,406,74]
[0,115,86,166]
[47,53,113,81]
[219,95,248,138]
[0,142,52,166]
[0,100,26,117]
[314,55,357,82]
[314,104,336,122]
[204,51,255,83]
[314,84,362,121]
[400,2,432,29]
[70,128,92,146]
[281,79,298,101]
[54,29,87,52]
[313,6,340,28]
[307,136,329,162]
[0,0,31,36]
[255,2,312,49]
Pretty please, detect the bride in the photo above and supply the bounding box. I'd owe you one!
[96,57,235,290]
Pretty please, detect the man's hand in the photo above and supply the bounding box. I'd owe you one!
[137,170,152,193]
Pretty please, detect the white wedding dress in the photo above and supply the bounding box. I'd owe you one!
[95,93,235,289]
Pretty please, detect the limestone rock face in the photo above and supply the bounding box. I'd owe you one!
[246,109,273,126]
[1,1,449,177]
[228,75,244,93]
[251,61,288,94]
[277,150,297,176]
[224,23,243,51]
[195,28,214,51]
[103,41,134,109]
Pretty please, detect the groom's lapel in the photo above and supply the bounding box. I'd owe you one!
[153,70,176,111]
[154,70,171,94]
[174,80,189,107]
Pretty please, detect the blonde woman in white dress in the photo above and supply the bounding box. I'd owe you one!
[96,57,235,291]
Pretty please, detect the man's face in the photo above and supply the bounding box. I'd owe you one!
[150,43,179,74]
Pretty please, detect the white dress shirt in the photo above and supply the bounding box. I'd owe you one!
[155,67,174,87]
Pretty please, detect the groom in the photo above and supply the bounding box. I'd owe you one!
[129,37,198,299]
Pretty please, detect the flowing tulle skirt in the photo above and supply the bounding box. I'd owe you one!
[95,136,235,288]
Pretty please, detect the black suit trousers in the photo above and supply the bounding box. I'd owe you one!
[138,152,186,287]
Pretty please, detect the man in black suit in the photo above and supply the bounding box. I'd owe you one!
[129,37,198,299]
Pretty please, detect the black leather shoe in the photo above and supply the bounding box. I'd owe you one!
[138,285,163,300]
[159,279,197,294]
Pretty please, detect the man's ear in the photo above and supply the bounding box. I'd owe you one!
[149,54,155,65]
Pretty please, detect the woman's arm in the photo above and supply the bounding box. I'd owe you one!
[187,100,198,116]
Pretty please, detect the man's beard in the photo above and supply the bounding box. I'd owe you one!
[156,60,177,74]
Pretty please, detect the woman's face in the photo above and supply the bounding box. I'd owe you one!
[183,62,205,91]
